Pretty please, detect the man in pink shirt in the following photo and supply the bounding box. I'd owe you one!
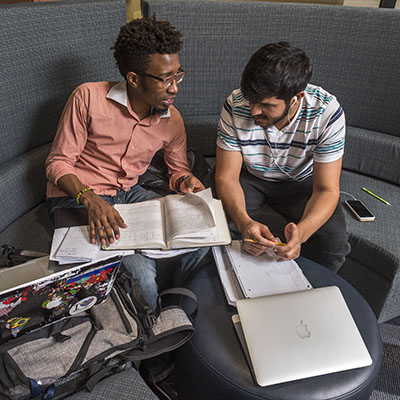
[45,17,209,313]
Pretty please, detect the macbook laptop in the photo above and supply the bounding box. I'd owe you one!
[235,286,372,387]
[0,255,122,343]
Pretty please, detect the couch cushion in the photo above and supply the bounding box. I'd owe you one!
[340,169,399,278]
[343,127,400,185]
[0,144,50,234]
[143,0,400,140]
[339,170,400,322]
[0,0,125,164]
[184,115,220,157]
[0,202,52,254]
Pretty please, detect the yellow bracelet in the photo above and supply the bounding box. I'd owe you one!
[76,187,93,204]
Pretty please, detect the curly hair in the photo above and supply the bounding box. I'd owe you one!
[112,16,183,78]
[241,42,312,103]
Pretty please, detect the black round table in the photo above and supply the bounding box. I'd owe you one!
[176,257,382,400]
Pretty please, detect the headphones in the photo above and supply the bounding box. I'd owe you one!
[287,95,298,124]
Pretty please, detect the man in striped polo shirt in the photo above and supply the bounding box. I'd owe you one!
[215,42,350,272]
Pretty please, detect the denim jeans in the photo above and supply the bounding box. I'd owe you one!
[232,168,351,272]
[47,184,209,311]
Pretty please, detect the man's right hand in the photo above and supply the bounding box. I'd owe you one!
[79,190,127,245]
[240,220,276,256]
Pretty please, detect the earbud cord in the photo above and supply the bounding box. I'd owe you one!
[264,98,307,182]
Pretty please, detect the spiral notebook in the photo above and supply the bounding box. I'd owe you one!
[212,241,312,305]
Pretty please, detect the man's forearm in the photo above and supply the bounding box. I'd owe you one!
[215,177,252,232]
[297,189,340,243]
[57,174,92,203]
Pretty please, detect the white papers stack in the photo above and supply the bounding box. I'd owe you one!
[50,226,135,265]
[140,248,199,259]
[212,240,312,306]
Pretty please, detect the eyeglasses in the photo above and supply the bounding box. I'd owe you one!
[140,70,186,88]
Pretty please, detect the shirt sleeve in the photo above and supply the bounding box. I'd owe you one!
[45,86,90,186]
[162,110,192,191]
[313,99,346,163]
[216,93,242,152]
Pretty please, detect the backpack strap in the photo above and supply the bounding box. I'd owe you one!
[157,287,198,320]
[116,272,157,330]
[0,244,47,269]
[64,313,100,376]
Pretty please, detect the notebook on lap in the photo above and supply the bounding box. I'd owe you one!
[235,286,372,387]
[0,255,122,343]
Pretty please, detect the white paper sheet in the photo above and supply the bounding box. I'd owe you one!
[213,241,312,306]
[50,226,135,265]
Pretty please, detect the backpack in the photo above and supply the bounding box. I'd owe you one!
[0,269,197,400]
[0,245,48,269]
[138,148,211,196]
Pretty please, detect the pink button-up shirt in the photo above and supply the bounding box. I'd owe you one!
[46,81,191,197]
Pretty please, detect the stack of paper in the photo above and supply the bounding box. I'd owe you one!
[139,248,199,259]
[212,240,312,306]
[50,226,135,265]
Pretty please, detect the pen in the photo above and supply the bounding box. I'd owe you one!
[243,238,286,246]
[362,188,391,206]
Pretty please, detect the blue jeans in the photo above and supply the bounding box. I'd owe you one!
[47,185,209,311]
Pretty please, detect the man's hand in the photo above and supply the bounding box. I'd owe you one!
[240,220,276,256]
[80,190,127,245]
[180,175,205,193]
[272,222,303,260]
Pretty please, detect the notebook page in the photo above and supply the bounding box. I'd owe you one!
[225,241,312,298]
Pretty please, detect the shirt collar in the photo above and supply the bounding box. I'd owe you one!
[106,81,171,118]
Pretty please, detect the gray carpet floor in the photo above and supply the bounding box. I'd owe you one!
[370,316,400,399]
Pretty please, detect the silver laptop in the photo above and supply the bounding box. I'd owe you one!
[235,286,372,387]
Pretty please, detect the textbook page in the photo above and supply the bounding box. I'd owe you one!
[109,200,166,249]
[106,189,231,250]
[164,189,215,240]
[164,188,231,248]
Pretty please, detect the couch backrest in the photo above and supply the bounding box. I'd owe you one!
[143,0,400,184]
[0,0,126,233]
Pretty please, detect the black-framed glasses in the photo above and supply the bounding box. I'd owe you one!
[140,70,186,88]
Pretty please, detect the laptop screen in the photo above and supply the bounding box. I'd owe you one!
[0,255,122,343]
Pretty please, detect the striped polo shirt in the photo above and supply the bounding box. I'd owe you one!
[216,84,345,182]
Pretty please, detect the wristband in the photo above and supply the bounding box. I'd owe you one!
[76,187,93,204]
[175,174,190,193]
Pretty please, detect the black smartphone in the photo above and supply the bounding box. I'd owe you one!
[344,200,375,222]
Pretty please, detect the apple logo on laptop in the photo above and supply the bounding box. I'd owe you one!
[296,320,311,339]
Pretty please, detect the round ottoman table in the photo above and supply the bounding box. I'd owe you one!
[176,257,382,400]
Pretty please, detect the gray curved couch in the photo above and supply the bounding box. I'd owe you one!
[0,0,399,325]
[0,0,159,398]
[143,0,400,323]
[0,0,126,254]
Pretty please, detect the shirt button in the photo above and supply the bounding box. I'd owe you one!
[131,145,135,150]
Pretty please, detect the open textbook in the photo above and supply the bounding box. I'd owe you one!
[105,188,231,251]
[212,240,312,306]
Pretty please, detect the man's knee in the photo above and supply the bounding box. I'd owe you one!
[301,212,350,272]
[301,241,350,273]
[122,254,158,311]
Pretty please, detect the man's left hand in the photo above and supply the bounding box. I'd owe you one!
[180,175,205,193]
[273,222,303,260]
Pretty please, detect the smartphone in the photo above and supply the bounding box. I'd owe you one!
[344,200,375,222]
